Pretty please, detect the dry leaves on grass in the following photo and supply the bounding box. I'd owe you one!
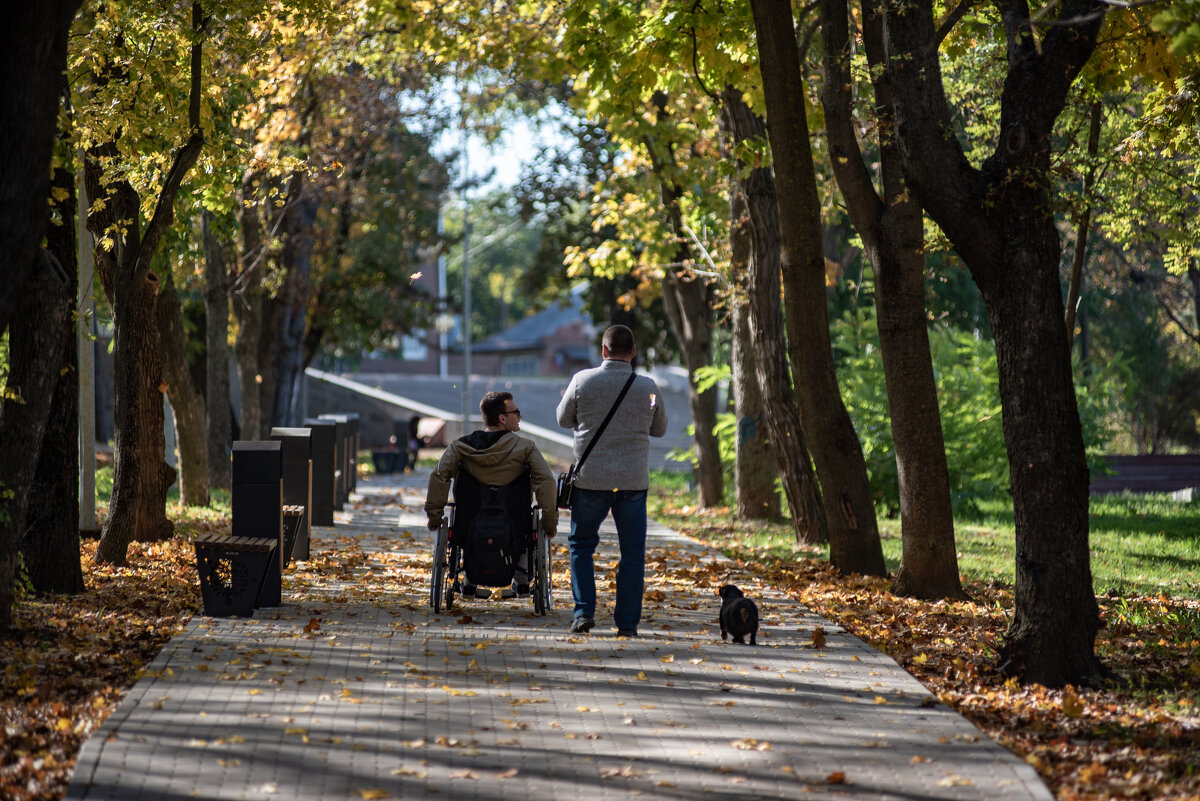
[1,531,207,801]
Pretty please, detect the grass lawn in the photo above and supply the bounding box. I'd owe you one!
[648,471,1200,801]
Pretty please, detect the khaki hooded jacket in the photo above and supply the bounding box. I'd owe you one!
[424,430,558,537]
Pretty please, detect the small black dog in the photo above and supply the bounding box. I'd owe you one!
[718,584,759,645]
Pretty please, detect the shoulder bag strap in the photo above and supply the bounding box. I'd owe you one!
[574,373,637,473]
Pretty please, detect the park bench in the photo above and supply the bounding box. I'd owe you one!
[194,533,279,617]
[1089,454,1200,498]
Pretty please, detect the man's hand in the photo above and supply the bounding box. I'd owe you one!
[427,519,439,531]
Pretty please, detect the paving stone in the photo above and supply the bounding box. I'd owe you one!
[67,470,1054,801]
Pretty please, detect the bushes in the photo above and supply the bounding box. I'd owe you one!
[834,314,1119,516]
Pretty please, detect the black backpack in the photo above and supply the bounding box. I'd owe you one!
[464,483,517,586]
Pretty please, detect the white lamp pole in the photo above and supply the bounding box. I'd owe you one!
[460,94,472,434]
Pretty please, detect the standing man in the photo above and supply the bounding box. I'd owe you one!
[556,324,668,636]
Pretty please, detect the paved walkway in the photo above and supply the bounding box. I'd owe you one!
[67,472,1053,801]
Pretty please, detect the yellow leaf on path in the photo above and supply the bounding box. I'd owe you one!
[634,671,648,681]
[660,654,675,663]
[731,738,771,751]
[356,789,391,799]
[56,717,72,731]
[495,768,519,779]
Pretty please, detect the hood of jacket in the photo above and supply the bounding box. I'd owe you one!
[455,430,524,470]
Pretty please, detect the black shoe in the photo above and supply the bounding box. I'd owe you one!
[513,583,531,597]
[569,616,594,634]
[616,628,638,638]
[462,583,491,600]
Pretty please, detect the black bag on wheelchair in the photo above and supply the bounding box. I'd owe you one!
[464,485,516,586]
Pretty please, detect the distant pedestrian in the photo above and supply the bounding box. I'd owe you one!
[556,324,668,636]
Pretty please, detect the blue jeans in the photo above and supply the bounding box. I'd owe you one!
[568,488,647,631]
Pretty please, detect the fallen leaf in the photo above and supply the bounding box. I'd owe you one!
[826,772,846,784]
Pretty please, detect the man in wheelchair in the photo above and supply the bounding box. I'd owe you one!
[424,391,558,599]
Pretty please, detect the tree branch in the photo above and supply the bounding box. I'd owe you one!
[136,2,205,271]
[927,0,975,55]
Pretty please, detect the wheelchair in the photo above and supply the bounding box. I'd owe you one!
[429,464,553,615]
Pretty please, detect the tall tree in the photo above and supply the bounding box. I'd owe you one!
[643,92,723,507]
[158,269,210,506]
[750,0,886,574]
[880,0,1107,684]
[22,164,85,596]
[719,87,824,539]
[0,1,83,627]
[83,2,206,562]
[819,0,962,597]
[202,211,234,490]
[728,190,779,521]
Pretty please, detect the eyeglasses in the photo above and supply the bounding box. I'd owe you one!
[502,408,521,418]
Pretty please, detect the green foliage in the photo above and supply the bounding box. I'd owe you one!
[833,314,1008,515]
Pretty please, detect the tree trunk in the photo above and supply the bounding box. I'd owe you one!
[881,0,1106,685]
[731,297,780,519]
[23,165,84,596]
[727,145,780,520]
[820,0,962,598]
[751,0,885,574]
[202,211,233,490]
[235,181,267,441]
[0,250,74,626]
[641,98,723,507]
[272,171,319,428]
[718,86,825,543]
[0,1,81,338]
[158,272,210,506]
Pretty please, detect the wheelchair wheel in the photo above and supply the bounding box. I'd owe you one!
[444,543,460,611]
[533,531,553,615]
[430,521,449,612]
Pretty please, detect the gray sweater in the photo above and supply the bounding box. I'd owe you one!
[555,360,668,491]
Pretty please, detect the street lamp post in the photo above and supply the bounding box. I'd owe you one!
[459,98,472,435]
